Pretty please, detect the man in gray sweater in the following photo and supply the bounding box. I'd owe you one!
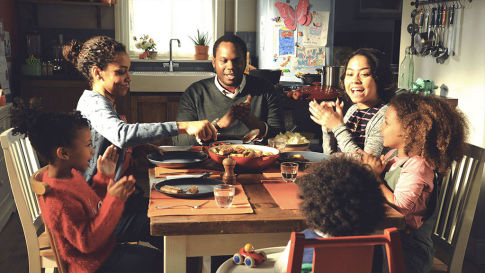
[174,34,284,145]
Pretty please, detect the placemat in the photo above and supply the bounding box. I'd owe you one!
[148,184,253,217]
[263,182,301,210]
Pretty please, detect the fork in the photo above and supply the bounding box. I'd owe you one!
[155,200,209,209]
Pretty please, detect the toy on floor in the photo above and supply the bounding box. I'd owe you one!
[232,243,267,268]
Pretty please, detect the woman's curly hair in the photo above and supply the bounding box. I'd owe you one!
[10,98,90,163]
[63,36,126,85]
[297,157,385,236]
[389,93,469,174]
[340,48,396,103]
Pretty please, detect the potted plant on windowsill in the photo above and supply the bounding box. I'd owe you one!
[133,34,157,59]
[189,29,210,60]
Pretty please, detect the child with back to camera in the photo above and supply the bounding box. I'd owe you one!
[11,100,161,273]
[360,93,469,273]
[274,157,386,273]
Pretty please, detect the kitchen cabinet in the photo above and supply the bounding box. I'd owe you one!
[128,93,181,145]
[18,0,113,29]
[20,79,88,113]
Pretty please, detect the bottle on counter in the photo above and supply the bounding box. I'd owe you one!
[398,47,414,89]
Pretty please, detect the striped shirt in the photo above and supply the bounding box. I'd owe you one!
[345,103,385,149]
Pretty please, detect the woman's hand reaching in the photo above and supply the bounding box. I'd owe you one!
[107,175,136,201]
[177,120,218,142]
[97,145,119,176]
[309,98,345,131]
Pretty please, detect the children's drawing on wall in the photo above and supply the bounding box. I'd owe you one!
[294,46,325,75]
[279,29,294,56]
[301,11,329,47]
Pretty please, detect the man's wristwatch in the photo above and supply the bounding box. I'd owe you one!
[212,118,222,131]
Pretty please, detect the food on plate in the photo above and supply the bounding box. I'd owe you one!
[187,185,199,194]
[159,185,184,194]
[290,154,305,160]
[210,145,275,158]
[283,154,309,163]
[274,132,310,145]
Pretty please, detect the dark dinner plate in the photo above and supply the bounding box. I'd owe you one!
[154,177,222,198]
[147,151,208,167]
[279,151,330,163]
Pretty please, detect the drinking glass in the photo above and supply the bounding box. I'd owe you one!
[214,184,235,208]
[280,162,299,183]
[268,138,286,152]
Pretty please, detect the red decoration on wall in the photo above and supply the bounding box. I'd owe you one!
[275,0,312,31]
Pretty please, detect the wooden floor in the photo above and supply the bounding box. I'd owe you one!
[1,212,484,273]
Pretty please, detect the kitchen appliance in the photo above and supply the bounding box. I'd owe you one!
[325,66,344,89]
[26,31,41,58]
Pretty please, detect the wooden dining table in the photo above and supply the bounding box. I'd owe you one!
[148,160,405,273]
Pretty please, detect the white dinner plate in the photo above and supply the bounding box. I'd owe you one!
[216,246,286,273]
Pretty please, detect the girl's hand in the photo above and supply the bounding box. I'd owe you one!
[177,120,218,142]
[309,98,345,131]
[107,175,136,201]
[97,145,119,176]
[360,150,386,178]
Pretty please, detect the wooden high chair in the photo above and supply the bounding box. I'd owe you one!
[30,167,68,273]
[287,227,405,273]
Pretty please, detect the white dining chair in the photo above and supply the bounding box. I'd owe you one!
[0,128,58,273]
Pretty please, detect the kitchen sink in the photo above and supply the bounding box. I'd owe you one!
[130,71,215,92]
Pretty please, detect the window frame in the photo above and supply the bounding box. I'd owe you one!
[115,0,225,60]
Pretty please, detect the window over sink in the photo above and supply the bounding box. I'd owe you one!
[115,0,225,59]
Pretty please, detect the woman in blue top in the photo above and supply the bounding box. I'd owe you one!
[63,35,217,248]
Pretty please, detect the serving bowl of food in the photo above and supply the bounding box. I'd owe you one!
[208,144,279,170]
[272,132,310,151]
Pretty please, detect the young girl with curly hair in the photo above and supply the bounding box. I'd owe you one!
[274,157,386,273]
[10,101,160,273]
[361,93,469,273]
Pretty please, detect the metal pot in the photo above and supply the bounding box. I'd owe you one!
[299,74,321,85]
[325,66,344,88]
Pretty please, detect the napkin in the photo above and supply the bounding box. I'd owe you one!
[263,182,301,210]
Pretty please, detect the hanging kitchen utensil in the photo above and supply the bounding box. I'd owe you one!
[451,3,461,56]
[432,5,447,57]
[436,4,454,64]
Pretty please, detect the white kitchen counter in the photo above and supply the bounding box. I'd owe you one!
[130,71,215,92]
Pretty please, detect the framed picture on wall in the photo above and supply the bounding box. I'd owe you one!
[358,0,402,18]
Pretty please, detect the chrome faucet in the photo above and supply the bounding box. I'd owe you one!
[169,38,181,72]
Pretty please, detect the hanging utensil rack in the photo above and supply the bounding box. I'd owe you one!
[411,0,472,8]
[407,0,472,64]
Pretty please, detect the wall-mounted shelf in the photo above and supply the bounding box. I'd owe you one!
[411,0,472,8]
[18,0,114,29]
[19,0,112,7]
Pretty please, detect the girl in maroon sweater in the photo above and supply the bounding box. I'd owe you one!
[11,101,161,273]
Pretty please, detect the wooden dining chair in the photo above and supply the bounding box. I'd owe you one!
[287,227,405,273]
[31,166,68,273]
[431,143,485,273]
[0,128,58,273]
